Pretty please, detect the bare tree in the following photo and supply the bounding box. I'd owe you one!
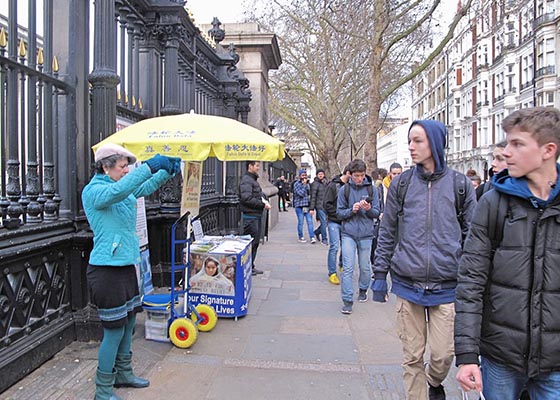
[249,0,473,175]
[363,0,474,169]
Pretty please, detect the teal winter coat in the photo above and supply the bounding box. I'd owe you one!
[82,164,171,266]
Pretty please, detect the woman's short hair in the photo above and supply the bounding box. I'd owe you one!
[94,154,126,174]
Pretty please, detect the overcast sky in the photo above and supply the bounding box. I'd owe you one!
[186,0,247,24]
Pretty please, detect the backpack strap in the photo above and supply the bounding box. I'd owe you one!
[454,171,468,242]
[395,168,414,216]
[395,169,414,243]
[343,181,374,203]
[454,170,467,219]
[488,191,509,252]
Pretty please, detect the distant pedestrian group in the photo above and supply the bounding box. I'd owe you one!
[290,106,560,400]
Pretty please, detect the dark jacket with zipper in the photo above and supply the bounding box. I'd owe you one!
[239,171,265,217]
[455,168,560,377]
[324,175,344,223]
[373,166,476,289]
[310,176,327,211]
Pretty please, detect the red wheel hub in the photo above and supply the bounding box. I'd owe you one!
[175,327,189,341]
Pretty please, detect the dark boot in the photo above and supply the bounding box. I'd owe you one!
[428,383,446,400]
[114,353,150,388]
[95,369,122,400]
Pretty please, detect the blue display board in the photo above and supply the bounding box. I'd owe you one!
[187,238,252,318]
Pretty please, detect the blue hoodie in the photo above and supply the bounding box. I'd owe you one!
[492,164,560,208]
[409,120,447,174]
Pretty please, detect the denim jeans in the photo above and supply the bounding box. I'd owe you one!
[481,356,560,400]
[295,206,314,239]
[340,235,372,302]
[327,221,341,275]
[316,209,328,243]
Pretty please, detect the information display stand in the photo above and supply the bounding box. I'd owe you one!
[186,237,253,320]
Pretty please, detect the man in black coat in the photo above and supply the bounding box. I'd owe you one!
[239,161,271,276]
[274,175,289,211]
[310,168,328,244]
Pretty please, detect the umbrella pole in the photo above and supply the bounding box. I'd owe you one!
[223,162,227,194]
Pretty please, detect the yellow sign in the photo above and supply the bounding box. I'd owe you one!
[180,161,203,218]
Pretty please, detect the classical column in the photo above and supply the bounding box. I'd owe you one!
[88,0,120,145]
[161,25,182,116]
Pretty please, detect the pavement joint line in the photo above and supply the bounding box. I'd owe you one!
[223,358,363,373]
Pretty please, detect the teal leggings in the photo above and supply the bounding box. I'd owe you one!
[98,314,136,373]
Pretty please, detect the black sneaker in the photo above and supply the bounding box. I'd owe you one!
[428,383,446,400]
[358,289,368,302]
[251,268,264,276]
[340,301,353,314]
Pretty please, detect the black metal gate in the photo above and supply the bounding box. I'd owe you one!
[0,0,254,392]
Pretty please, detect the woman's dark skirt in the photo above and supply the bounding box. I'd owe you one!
[87,264,143,329]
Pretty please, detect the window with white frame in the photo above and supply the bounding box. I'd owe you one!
[495,113,503,142]
[523,54,533,83]
[545,37,554,66]
[482,117,489,146]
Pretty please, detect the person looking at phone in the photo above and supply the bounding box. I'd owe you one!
[336,159,380,314]
[293,169,316,243]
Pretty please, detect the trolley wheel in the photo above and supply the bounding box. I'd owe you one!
[191,304,218,332]
[169,318,198,348]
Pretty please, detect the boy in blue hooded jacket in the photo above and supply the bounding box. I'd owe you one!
[372,120,476,400]
[337,159,380,314]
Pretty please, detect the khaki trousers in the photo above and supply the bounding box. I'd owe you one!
[395,296,455,400]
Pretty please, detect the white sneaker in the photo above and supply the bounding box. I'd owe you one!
[298,237,307,243]
[310,237,317,244]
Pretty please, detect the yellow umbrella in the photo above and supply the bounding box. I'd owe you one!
[93,112,285,161]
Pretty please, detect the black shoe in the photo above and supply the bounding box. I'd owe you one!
[251,268,264,276]
[428,383,446,400]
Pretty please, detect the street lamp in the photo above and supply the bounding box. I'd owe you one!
[267,124,276,136]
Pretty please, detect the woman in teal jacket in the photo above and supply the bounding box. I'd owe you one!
[82,143,180,400]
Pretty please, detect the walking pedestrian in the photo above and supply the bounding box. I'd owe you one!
[372,120,476,400]
[323,165,351,285]
[293,169,316,243]
[477,140,508,199]
[455,107,560,399]
[337,159,380,314]
[274,175,289,211]
[310,168,328,245]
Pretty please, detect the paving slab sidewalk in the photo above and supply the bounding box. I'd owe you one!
[2,209,475,400]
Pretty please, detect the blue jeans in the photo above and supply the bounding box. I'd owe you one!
[327,221,341,275]
[316,209,328,243]
[481,356,560,400]
[340,235,372,302]
[295,206,314,239]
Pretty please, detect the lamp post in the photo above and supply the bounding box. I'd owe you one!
[267,124,276,136]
